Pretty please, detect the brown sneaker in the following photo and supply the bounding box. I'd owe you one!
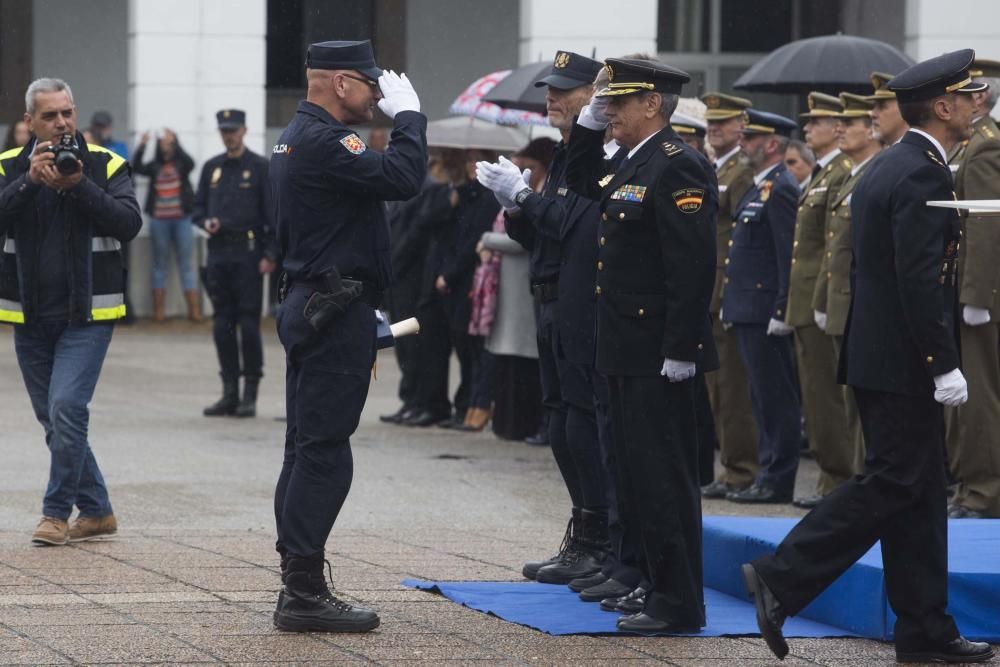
[68,514,118,542]
[32,516,69,546]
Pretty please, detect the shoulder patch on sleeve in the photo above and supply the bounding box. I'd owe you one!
[661,141,683,158]
[339,133,367,155]
[673,187,705,213]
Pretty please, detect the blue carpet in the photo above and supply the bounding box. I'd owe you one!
[703,516,1000,641]
[403,579,857,637]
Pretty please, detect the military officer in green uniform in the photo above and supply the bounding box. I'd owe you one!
[786,92,854,509]
[813,92,882,476]
[867,72,909,146]
[946,58,1000,519]
[699,92,759,499]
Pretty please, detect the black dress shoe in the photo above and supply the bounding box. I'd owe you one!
[580,577,633,602]
[701,479,742,499]
[896,637,994,663]
[403,410,450,427]
[616,612,701,634]
[437,413,466,429]
[792,494,824,509]
[727,484,792,504]
[379,407,408,424]
[524,431,549,446]
[568,571,607,593]
[601,586,646,613]
[741,563,788,660]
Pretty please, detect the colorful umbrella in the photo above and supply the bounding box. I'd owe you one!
[449,70,550,127]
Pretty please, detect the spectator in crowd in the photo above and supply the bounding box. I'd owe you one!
[4,119,31,150]
[784,139,816,191]
[133,129,199,322]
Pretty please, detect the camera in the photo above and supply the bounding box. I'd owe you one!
[47,134,83,175]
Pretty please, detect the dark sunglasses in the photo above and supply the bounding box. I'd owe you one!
[341,73,380,92]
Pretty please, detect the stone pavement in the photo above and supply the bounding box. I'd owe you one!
[0,321,991,665]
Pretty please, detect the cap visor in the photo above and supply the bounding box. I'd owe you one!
[218,122,243,130]
[595,86,642,98]
[359,66,384,81]
[534,74,590,90]
[956,81,989,94]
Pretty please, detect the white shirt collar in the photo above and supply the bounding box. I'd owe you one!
[604,139,620,160]
[753,162,780,187]
[799,177,810,192]
[627,130,660,160]
[714,145,741,171]
[850,153,875,177]
[908,128,947,164]
[815,147,841,170]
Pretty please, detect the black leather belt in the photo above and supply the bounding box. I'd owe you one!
[289,276,382,308]
[208,230,256,249]
[531,281,559,304]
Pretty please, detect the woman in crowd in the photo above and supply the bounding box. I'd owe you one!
[4,119,30,151]
[133,129,199,322]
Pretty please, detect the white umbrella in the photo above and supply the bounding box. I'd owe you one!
[426,116,530,152]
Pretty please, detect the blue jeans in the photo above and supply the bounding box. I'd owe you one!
[149,216,196,290]
[14,322,115,519]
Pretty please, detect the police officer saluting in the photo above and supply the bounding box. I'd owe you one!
[566,58,718,633]
[195,109,277,418]
[269,40,426,633]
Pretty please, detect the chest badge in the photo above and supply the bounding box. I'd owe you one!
[611,184,647,203]
[759,181,773,202]
[211,167,222,185]
[340,133,367,155]
[242,169,251,180]
[598,173,614,188]
[672,187,705,213]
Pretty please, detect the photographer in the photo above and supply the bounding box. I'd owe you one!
[0,78,141,546]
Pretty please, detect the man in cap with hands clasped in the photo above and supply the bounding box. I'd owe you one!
[268,39,427,633]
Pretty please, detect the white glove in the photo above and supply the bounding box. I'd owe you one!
[814,310,828,331]
[767,318,794,336]
[661,358,696,382]
[578,96,610,130]
[476,157,530,211]
[934,368,969,406]
[377,70,420,119]
[963,305,991,327]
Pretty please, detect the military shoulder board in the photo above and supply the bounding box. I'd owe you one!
[982,125,996,139]
[925,150,944,167]
[661,141,683,158]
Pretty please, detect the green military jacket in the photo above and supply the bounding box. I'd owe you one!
[786,151,852,327]
[955,114,1000,312]
[711,148,754,313]
[813,154,877,336]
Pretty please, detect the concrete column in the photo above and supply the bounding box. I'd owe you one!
[127,0,267,316]
[905,0,1000,61]
[518,0,657,65]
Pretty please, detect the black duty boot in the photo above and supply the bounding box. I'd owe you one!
[234,377,259,418]
[203,378,239,416]
[274,556,379,633]
[522,509,580,580]
[274,543,289,625]
[535,508,609,585]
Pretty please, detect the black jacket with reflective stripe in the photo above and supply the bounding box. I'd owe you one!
[0,133,142,324]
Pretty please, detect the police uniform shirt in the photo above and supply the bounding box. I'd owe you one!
[505,143,567,283]
[193,149,275,257]
[269,101,427,289]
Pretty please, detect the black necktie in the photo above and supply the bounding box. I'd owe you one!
[811,163,822,180]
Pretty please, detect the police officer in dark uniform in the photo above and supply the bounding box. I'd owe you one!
[477,51,642,602]
[721,109,802,505]
[194,109,277,418]
[268,40,426,633]
[742,50,993,664]
[566,58,718,633]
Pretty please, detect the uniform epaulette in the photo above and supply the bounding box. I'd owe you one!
[981,124,996,139]
[925,150,945,167]
[661,141,683,158]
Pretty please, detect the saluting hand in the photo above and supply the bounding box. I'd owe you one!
[377,70,421,119]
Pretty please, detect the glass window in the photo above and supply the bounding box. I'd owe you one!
[658,0,711,53]
[720,0,792,53]
[680,69,706,99]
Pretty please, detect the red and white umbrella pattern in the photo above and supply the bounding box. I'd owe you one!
[450,70,549,127]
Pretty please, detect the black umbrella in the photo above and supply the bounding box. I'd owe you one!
[733,34,915,95]
[481,61,551,114]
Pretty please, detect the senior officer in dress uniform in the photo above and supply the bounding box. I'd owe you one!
[268,40,426,634]
[194,109,277,419]
[478,51,617,590]
[742,50,993,665]
[699,92,759,500]
[813,92,882,477]
[786,93,854,509]
[721,110,801,505]
[566,57,718,633]
[946,58,1000,520]
[868,72,910,146]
